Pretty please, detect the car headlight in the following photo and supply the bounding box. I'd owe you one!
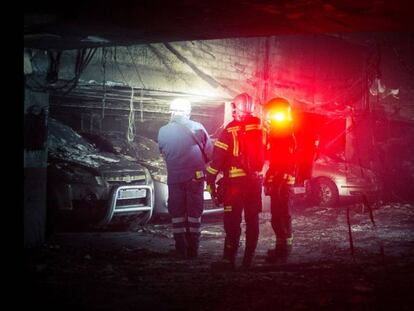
[152,174,167,183]
[95,176,105,186]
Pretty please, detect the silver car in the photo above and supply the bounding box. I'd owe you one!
[307,153,381,207]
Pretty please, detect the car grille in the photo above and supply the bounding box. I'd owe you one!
[115,197,149,209]
[104,174,147,184]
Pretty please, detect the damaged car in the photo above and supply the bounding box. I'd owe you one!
[307,152,381,207]
[46,118,154,229]
[80,132,222,219]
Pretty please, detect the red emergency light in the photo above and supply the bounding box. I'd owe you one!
[270,111,289,122]
[267,108,292,125]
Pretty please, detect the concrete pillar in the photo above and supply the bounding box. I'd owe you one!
[24,50,49,248]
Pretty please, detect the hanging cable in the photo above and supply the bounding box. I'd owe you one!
[127,86,136,143]
[126,46,146,88]
[101,47,107,120]
[25,48,97,95]
[46,50,62,83]
[113,47,129,86]
[346,204,356,262]
[140,88,144,122]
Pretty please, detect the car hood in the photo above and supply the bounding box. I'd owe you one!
[95,132,167,180]
[99,155,149,177]
[47,118,148,177]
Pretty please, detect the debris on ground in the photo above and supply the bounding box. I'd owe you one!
[24,202,414,310]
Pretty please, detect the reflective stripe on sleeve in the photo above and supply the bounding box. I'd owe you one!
[207,165,218,175]
[229,167,246,178]
[214,140,229,151]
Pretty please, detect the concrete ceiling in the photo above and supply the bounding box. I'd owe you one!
[24,0,414,50]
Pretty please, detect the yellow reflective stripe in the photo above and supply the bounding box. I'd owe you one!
[226,125,240,156]
[206,184,213,193]
[195,170,204,179]
[231,131,238,156]
[245,124,262,131]
[227,126,241,132]
[207,166,218,175]
[214,140,229,151]
[224,206,232,212]
[287,237,293,245]
[230,172,247,178]
[229,167,246,178]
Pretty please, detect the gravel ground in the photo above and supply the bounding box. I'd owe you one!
[24,200,414,310]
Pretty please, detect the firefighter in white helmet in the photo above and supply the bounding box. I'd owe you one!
[158,98,213,259]
[206,93,265,270]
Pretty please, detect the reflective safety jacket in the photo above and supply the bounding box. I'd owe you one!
[206,115,264,181]
[158,115,213,184]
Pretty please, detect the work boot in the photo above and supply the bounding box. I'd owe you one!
[187,247,198,259]
[211,242,237,271]
[266,242,291,263]
[241,252,255,270]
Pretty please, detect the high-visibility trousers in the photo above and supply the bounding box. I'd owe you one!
[168,178,204,254]
[221,175,262,260]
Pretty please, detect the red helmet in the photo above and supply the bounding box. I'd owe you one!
[231,93,255,120]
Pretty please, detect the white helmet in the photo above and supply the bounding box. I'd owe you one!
[231,93,255,121]
[169,98,191,118]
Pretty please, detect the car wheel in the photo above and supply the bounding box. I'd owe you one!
[310,177,339,207]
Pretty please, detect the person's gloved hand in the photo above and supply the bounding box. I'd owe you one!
[206,182,220,206]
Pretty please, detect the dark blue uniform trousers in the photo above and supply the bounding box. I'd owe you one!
[168,179,204,257]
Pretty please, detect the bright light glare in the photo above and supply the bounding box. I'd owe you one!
[271,112,287,122]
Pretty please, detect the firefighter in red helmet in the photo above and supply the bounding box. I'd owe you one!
[263,97,297,262]
[206,93,265,270]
